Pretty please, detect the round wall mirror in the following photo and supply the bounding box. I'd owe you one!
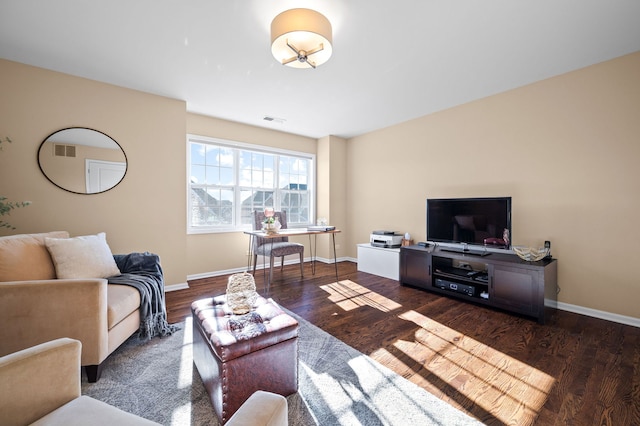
[38,127,127,194]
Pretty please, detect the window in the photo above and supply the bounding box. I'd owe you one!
[187,135,315,233]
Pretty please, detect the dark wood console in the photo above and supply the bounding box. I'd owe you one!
[399,245,558,324]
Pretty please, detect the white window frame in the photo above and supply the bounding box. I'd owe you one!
[187,134,316,234]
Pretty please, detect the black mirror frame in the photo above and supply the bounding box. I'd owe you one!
[37,127,128,195]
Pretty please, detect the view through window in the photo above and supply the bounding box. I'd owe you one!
[187,135,315,233]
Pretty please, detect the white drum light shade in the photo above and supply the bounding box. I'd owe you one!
[271,8,333,69]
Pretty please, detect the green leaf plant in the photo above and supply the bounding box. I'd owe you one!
[1,136,31,230]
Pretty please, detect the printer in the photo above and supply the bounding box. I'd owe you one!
[370,230,404,248]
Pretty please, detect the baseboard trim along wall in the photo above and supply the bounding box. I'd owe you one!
[556,301,640,328]
[173,256,355,291]
[168,259,639,329]
[165,282,189,292]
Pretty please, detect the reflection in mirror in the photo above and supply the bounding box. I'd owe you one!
[38,128,127,194]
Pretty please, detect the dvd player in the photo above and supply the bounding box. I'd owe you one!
[434,278,476,297]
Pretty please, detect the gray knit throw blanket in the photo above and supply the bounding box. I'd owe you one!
[109,252,179,340]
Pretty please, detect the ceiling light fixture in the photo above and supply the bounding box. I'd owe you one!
[270,8,333,69]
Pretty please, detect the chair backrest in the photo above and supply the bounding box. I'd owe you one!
[0,338,82,425]
[253,211,289,249]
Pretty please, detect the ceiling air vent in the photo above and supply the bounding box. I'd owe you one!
[54,144,76,158]
[263,116,286,124]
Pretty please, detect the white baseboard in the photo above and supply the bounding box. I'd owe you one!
[171,260,638,329]
[556,301,640,328]
[187,266,248,281]
[164,282,189,292]
[182,256,354,285]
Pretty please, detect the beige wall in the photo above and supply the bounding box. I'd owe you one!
[2,51,639,319]
[185,113,318,277]
[346,52,640,318]
[317,135,348,259]
[0,59,188,285]
[0,59,328,286]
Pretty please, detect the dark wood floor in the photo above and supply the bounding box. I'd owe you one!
[165,261,640,426]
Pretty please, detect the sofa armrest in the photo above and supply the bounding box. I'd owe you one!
[0,338,81,425]
[0,279,109,366]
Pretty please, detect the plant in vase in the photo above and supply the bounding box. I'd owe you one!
[1,136,31,230]
[262,207,281,233]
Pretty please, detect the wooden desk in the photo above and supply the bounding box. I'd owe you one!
[244,228,341,294]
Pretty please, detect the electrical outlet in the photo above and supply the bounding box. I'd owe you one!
[335,244,340,250]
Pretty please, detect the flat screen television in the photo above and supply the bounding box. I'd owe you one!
[426,197,512,252]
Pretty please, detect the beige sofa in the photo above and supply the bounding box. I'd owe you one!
[0,338,160,425]
[0,232,142,382]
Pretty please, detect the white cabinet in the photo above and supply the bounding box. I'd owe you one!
[357,243,400,280]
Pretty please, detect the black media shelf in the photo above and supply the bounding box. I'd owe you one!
[399,245,558,324]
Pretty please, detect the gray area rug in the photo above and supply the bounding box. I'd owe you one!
[82,311,483,426]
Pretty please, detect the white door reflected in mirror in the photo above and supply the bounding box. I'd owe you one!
[86,159,127,193]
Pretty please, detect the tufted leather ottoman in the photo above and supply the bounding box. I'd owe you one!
[191,295,298,424]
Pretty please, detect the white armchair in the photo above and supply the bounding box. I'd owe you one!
[0,338,159,425]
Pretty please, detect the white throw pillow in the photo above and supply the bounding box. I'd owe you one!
[45,232,121,279]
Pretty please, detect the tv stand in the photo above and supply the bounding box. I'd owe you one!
[399,245,557,324]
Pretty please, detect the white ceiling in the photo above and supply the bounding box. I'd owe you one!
[1,1,639,139]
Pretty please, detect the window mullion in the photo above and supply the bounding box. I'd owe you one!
[233,148,241,228]
[273,154,280,211]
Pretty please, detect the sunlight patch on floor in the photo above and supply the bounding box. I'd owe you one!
[345,354,419,424]
[299,360,365,424]
[178,316,194,389]
[320,280,402,312]
[373,310,556,426]
[172,317,194,425]
[300,355,426,425]
[171,403,195,426]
